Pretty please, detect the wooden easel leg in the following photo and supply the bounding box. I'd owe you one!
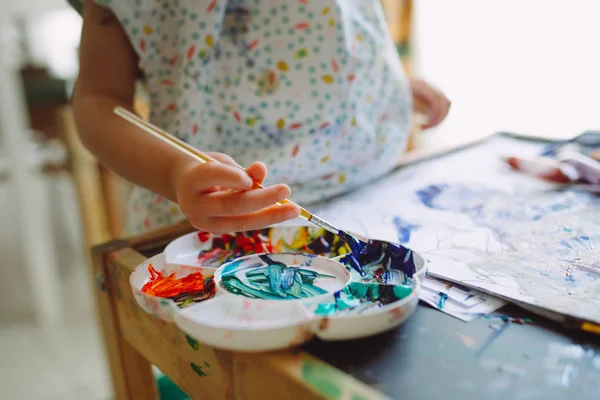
[91,241,159,400]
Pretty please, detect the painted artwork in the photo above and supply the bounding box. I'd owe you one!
[307,135,600,324]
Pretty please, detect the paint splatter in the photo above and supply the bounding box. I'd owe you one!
[190,362,209,377]
[475,321,510,358]
[185,334,200,351]
[141,264,216,307]
[301,359,342,399]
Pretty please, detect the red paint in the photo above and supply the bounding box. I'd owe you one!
[292,144,300,157]
[198,232,274,265]
[192,123,199,135]
[268,70,275,85]
[346,73,355,82]
[295,22,309,30]
[232,110,242,123]
[298,0,308,3]
[155,195,164,204]
[247,39,259,51]
[166,103,176,111]
[331,59,339,72]
[187,45,196,60]
[143,218,151,229]
[207,0,218,12]
[142,264,215,299]
[140,39,146,53]
[289,122,302,130]
[320,121,330,129]
[169,55,178,66]
[160,78,175,86]
[321,173,334,180]
[197,231,211,242]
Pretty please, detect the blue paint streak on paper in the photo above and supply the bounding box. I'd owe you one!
[437,292,448,309]
[391,216,421,243]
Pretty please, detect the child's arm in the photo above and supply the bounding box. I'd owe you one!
[72,0,299,233]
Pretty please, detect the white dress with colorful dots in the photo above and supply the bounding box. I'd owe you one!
[93,0,413,235]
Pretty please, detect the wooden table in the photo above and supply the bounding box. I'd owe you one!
[93,219,600,400]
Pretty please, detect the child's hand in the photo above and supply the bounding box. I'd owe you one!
[410,79,451,129]
[173,153,300,234]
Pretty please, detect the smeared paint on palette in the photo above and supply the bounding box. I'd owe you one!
[219,254,340,300]
[193,227,417,285]
[312,282,412,316]
[132,227,423,351]
[141,263,216,308]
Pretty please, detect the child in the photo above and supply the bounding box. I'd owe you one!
[72,0,450,236]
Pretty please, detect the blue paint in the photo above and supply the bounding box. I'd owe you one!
[437,292,448,309]
[391,216,420,243]
[475,321,510,358]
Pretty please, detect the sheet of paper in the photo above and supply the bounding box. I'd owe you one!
[310,136,600,324]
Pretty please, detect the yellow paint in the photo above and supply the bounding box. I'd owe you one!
[351,116,357,127]
[170,206,179,215]
[321,74,334,84]
[328,18,335,27]
[338,174,346,184]
[246,117,258,126]
[276,118,285,130]
[205,35,214,47]
[582,322,600,335]
[276,60,289,72]
[321,155,330,163]
[143,25,154,35]
[356,34,364,42]
[322,7,330,15]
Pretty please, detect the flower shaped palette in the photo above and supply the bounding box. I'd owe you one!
[130,226,425,351]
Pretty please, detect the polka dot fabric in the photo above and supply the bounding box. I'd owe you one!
[93,0,412,235]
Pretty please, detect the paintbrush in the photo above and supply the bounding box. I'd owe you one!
[113,107,366,250]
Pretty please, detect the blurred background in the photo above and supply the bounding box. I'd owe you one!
[0,0,599,399]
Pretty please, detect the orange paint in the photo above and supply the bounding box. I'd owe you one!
[160,78,175,86]
[232,110,242,123]
[331,59,339,73]
[295,22,309,30]
[142,264,215,300]
[346,73,355,82]
[292,144,300,157]
[187,45,196,60]
[247,39,259,51]
[140,39,146,53]
[289,122,302,130]
[192,123,199,135]
[207,0,217,12]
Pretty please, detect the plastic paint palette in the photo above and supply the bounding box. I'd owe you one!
[130,226,425,352]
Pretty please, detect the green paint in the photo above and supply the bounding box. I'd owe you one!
[351,394,369,400]
[301,359,342,399]
[203,361,210,368]
[393,284,413,299]
[190,362,209,377]
[185,334,200,351]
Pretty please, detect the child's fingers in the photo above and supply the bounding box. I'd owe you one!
[245,161,267,185]
[183,162,253,192]
[204,203,300,233]
[199,184,290,216]
[205,152,243,169]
